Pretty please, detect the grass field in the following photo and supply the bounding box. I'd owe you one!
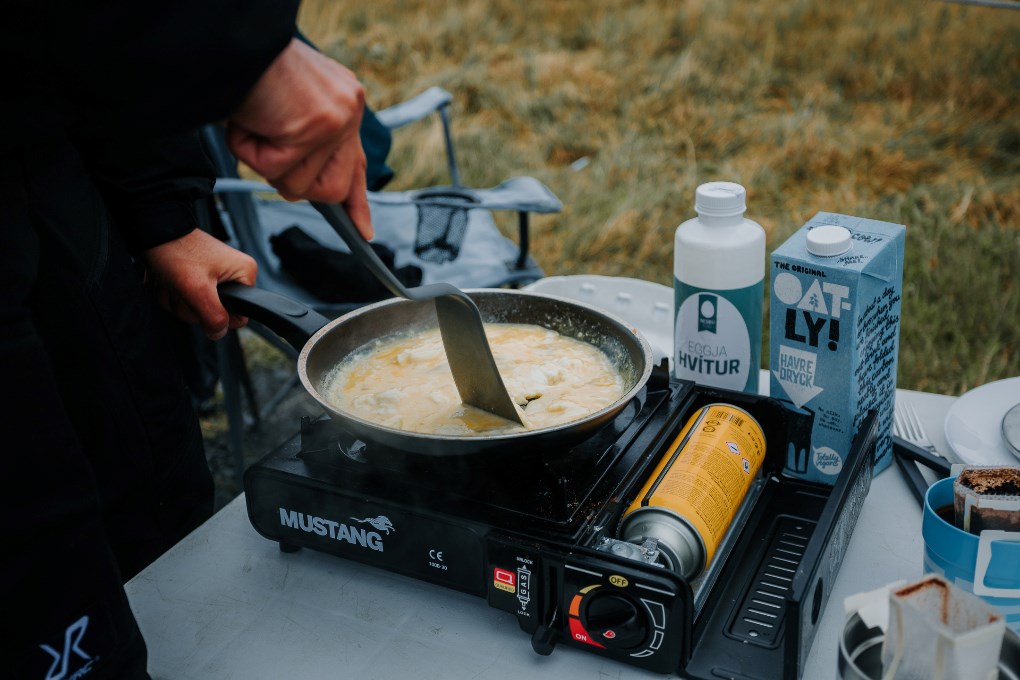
[295,0,1019,396]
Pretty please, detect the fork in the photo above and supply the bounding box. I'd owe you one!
[893,399,954,462]
[892,398,954,504]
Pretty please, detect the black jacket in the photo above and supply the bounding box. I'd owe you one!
[2,2,298,677]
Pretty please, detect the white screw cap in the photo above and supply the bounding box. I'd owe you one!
[806,225,852,257]
[695,182,746,218]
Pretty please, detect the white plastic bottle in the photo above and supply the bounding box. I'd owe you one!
[673,182,765,393]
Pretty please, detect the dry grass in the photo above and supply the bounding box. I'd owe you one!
[296,0,1019,395]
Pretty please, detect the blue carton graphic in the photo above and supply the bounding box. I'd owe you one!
[769,213,905,483]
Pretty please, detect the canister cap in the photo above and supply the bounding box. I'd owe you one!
[695,182,746,218]
[806,225,853,257]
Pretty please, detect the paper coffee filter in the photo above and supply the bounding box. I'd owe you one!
[953,466,1020,534]
[880,575,1005,680]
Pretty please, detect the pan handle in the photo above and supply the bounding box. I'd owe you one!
[218,282,331,351]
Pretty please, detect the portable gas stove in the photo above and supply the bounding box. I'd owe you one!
[245,368,879,678]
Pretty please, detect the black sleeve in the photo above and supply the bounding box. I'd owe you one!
[80,131,217,253]
[1,0,300,149]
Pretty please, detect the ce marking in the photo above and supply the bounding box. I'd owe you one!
[429,549,444,562]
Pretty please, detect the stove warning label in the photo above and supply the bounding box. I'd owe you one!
[493,567,516,594]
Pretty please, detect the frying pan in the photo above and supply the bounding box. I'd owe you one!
[219,283,653,457]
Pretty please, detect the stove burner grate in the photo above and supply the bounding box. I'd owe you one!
[291,386,664,530]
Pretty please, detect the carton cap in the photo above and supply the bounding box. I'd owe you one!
[695,182,746,217]
[807,225,852,257]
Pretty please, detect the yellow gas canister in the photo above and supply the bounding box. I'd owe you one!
[619,403,766,579]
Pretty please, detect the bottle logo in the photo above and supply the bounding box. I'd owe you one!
[674,292,751,390]
[697,294,718,333]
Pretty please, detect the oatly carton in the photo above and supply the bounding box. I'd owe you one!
[770,213,905,483]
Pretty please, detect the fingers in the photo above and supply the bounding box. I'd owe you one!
[227,117,373,238]
[202,250,257,340]
[151,278,230,340]
[226,38,371,209]
[341,159,374,239]
[227,313,249,331]
[154,270,233,341]
[188,299,249,341]
[141,230,258,341]
[183,289,232,341]
[274,142,340,200]
[226,122,315,184]
[227,116,369,204]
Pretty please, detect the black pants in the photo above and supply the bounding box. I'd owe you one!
[2,142,213,678]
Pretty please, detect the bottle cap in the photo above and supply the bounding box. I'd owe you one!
[806,225,852,257]
[695,182,746,218]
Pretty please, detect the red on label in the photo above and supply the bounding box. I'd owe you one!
[569,618,605,649]
[493,568,516,586]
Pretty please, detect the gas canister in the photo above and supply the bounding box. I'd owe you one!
[619,403,766,579]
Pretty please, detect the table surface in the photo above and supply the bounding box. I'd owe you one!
[125,389,958,680]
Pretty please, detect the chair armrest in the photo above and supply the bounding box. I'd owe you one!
[375,86,454,130]
[213,178,275,194]
[370,177,562,214]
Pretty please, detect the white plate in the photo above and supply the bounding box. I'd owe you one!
[522,275,673,367]
[944,376,1020,465]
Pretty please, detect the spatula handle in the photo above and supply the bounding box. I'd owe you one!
[311,201,410,300]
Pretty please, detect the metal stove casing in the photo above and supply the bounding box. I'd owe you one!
[244,379,879,678]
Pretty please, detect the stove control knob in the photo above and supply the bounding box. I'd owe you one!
[582,593,647,650]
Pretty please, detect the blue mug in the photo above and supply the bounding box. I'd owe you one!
[922,476,1020,632]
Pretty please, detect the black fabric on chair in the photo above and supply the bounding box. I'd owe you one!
[269,225,422,302]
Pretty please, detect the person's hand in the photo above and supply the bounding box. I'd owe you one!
[226,38,373,239]
[140,229,258,341]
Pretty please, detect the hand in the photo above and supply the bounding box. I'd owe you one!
[226,38,374,239]
[140,229,258,340]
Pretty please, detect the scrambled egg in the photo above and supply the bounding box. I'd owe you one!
[323,324,625,436]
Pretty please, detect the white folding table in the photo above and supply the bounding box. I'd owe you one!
[125,389,956,679]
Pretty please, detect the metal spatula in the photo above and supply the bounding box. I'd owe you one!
[311,201,524,426]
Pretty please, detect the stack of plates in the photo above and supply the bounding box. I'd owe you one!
[944,377,1020,465]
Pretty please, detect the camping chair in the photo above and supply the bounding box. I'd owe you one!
[205,87,562,483]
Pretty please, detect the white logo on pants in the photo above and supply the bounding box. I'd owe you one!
[40,615,95,680]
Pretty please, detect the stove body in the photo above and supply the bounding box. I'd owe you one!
[245,374,878,678]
